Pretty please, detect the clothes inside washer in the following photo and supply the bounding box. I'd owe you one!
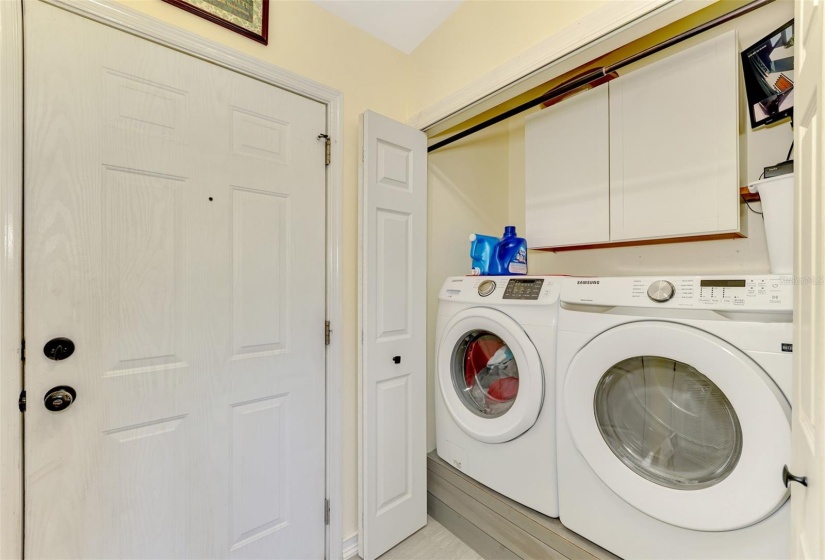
[461,333,519,416]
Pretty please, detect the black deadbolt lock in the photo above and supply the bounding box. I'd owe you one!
[43,337,75,361]
[44,386,76,412]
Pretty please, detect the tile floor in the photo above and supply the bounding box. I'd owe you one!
[373,516,483,560]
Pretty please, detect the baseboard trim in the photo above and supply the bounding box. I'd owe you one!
[342,533,359,560]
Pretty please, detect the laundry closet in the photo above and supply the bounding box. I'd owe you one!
[3,0,819,558]
[425,0,800,558]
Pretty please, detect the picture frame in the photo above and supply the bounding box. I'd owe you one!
[741,19,794,129]
[162,0,269,45]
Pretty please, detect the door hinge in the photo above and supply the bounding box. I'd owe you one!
[18,390,26,413]
[324,498,330,525]
[318,133,331,166]
[325,320,331,346]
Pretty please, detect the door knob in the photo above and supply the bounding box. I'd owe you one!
[782,465,808,488]
[44,386,76,412]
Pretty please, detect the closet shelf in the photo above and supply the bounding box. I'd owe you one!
[740,186,760,202]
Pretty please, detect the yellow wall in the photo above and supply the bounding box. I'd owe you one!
[408,0,607,114]
[114,0,409,540]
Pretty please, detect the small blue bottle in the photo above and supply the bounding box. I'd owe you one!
[489,226,527,275]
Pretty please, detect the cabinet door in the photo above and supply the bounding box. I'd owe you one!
[525,86,610,248]
[609,31,739,242]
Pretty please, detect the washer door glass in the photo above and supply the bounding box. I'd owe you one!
[452,330,519,418]
[595,356,742,490]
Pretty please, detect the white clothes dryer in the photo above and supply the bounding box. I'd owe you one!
[557,275,793,560]
[435,276,561,517]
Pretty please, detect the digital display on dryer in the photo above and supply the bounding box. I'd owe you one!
[503,279,544,300]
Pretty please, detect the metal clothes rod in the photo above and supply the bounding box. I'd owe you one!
[427,0,775,153]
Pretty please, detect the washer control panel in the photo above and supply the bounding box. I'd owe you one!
[563,275,793,311]
[503,278,545,300]
[440,276,559,304]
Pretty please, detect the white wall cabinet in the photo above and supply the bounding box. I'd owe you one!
[610,31,739,242]
[525,31,740,249]
[525,86,610,248]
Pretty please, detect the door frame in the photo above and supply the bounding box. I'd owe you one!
[0,1,345,558]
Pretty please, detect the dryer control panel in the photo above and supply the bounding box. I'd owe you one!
[562,275,793,311]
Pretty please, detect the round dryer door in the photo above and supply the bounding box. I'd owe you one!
[437,307,544,444]
[564,321,791,532]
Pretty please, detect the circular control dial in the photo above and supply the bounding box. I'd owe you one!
[647,280,675,302]
[478,280,496,297]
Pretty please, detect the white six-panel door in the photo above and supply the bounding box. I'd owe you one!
[24,2,327,557]
[359,111,427,560]
[792,1,825,558]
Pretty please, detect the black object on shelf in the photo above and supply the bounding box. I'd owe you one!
[764,160,793,178]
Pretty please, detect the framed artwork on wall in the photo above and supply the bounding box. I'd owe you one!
[162,0,269,45]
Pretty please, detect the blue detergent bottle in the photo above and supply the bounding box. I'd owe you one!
[469,234,499,275]
[489,226,528,275]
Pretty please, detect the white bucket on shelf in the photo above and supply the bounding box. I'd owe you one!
[748,174,794,275]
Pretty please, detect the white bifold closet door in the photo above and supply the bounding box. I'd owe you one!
[791,1,825,558]
[359,111,427,560]
[23,2,328,558]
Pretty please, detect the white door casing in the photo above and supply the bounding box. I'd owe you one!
[24,2,328,557]
[359,111,427,560]
[792,1,825,557]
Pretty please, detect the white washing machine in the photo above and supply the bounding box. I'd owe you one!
[557,275,793,559]
[435,276,561,517]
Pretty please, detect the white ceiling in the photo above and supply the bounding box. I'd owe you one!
[310,0,462,54]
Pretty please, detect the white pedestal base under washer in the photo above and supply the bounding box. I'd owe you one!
[435,276,561,517]
[557,275,793,559]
